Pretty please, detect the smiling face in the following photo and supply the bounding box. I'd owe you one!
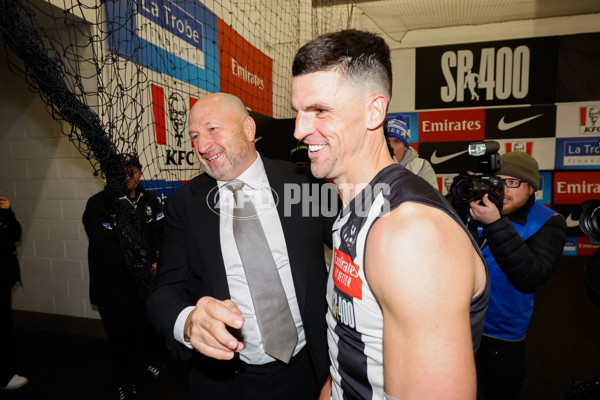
[292,70,374,183]
[188,93,257,181]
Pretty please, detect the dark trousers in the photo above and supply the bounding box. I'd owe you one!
[0,283,15,386]
[188,347,320,400]
[476,335,527,400]
[97,301,168,387]
[0,258,19,386]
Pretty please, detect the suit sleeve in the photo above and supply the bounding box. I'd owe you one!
[146,192,201,361]
[482,213,567,293]
[82,195,106,242]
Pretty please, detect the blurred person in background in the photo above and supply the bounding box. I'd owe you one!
[0,194,28,391]
[385,117,437,187]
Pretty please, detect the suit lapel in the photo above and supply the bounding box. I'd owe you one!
[191,178,231,300]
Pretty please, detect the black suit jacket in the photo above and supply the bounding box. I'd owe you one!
[147,157,332,386]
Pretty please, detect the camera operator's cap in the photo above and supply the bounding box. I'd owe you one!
[498,151,540,191]
[387,118,410,148]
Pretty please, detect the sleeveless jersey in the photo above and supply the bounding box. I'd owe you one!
[327,164,490,400]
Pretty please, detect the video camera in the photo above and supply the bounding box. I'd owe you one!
[581,199,600,245]
[449,141,504,211]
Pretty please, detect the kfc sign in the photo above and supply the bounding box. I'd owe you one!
[554,171,600,204]
[580,106,600,134]
[418,109,485,142]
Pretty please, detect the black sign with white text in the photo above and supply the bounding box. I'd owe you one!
[415,37,559,109]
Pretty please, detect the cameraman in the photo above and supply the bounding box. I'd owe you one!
[469,151,566,400]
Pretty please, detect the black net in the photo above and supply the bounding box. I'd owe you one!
[0,0,350,288]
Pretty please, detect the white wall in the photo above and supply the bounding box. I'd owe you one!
[0,42,104,319]
[381,13,600,113]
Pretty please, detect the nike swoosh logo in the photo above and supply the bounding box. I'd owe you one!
[430,149,468,164]
[498,114,543,131]
[565,213,579,228]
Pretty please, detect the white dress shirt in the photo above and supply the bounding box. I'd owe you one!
[174,154,305,364]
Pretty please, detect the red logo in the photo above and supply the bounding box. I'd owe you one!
[418,109,485,142]
[554,171,600,204]
[577,237,600,256]
[218,19,273,117]
[150,83,194,149]
[504,142,533,155]
[579,106,600,134]
[332,248,363,300]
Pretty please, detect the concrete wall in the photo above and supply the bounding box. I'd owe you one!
[0,42,103,320]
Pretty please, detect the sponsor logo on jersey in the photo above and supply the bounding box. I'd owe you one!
[332,248,363,300]
[331,291,356,329]
[342,222,358,248]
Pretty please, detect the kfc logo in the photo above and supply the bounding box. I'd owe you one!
[579,106,600,134]
[505,141,533,155]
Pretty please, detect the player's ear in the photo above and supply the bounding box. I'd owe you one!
[366,94,388,132]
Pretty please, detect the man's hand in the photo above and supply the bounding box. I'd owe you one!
[0,197,10,209]
[469,194,501,225]
[184,296,245,360]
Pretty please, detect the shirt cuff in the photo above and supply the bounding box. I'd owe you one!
[174,306,196,349]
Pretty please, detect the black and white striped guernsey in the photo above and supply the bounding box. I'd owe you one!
[326,164,490,399]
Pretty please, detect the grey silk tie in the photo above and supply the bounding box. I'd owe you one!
[228,180,298,363]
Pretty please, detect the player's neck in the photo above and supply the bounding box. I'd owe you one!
[334,146,394,206]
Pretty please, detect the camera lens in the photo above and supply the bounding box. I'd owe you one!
[580,200,600,244]
[450,174,491,203]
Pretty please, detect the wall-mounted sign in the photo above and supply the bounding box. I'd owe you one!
[415,37,558,109]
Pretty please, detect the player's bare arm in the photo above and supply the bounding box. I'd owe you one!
[366,202,486,400]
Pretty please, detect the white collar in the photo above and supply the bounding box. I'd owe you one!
[217,152,266,191]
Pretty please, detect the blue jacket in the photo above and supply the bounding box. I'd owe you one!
[478,197,566,340]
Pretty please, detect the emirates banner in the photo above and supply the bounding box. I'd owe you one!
[415,37,559,109]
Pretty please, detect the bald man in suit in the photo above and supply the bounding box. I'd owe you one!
[147,93,333,399]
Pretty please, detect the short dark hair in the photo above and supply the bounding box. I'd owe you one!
[292,29,392,99]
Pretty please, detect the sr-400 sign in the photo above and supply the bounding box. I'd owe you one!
[440,46,530,103]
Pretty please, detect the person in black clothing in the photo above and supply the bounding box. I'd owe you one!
[83,155,166,400]
[0,195,28,391]
[468,151,567,399]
